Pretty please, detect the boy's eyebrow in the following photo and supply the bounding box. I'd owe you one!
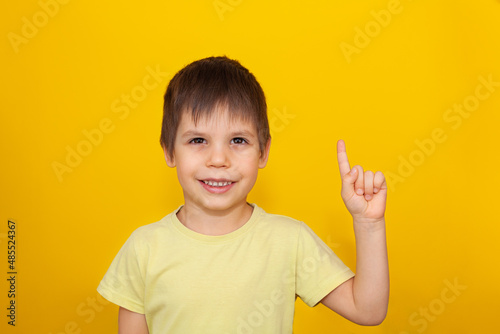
[180,130,257,138]
[229,130,256,138]
[180,130,205,138]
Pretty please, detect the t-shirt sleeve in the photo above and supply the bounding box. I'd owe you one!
[97,229,147,314]
[295,221,355,307]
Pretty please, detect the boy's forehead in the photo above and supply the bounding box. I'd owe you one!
[179,108,256,132]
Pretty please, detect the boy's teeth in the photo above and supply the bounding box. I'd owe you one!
[204,180,232,187]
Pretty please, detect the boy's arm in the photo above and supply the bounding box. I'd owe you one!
[118,307,149,334]
[320,218,388,325]
[320,140,389,325]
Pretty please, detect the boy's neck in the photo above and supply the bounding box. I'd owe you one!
[176,202,254,236]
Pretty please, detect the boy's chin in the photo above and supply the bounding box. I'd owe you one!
[198,199,249,213]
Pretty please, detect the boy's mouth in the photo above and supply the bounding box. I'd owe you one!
[199,179,235,193]
[202,180,233,187]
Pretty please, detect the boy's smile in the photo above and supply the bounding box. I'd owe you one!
[200,179,235,194]
[164,107,270,233]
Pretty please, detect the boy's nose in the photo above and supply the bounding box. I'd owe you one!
[206,145,230,168]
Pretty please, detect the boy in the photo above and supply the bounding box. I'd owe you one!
[97,56,389,333]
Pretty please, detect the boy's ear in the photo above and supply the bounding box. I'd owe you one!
[258,138,272,169]
[163,146,176,168]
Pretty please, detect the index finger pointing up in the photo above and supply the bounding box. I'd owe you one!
[337,139,351,177]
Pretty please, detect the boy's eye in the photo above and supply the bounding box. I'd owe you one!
[231,137,247,144]
[189,138,206,144]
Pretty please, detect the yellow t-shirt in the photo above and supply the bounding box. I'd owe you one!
[97,203,354,333]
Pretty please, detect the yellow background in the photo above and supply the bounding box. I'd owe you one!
[1,0,499,333]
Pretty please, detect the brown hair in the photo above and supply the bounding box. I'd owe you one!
[160,56,270,160]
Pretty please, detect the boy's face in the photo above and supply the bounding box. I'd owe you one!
[164,107,270,214]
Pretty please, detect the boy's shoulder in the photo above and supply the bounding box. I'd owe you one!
[257,205,304,227]
[123,208,178,243]
[249,204,312,241]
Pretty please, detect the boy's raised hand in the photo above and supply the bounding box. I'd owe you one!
[337,139,387,223]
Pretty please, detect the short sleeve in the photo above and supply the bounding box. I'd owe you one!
[295,222,355,307]
[97,230,147,314]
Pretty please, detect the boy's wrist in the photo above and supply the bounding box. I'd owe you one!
[352,217,386,233]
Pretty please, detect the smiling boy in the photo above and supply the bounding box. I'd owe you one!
[97,56,389,333]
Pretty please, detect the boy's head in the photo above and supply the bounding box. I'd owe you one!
[160,56,271,161]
